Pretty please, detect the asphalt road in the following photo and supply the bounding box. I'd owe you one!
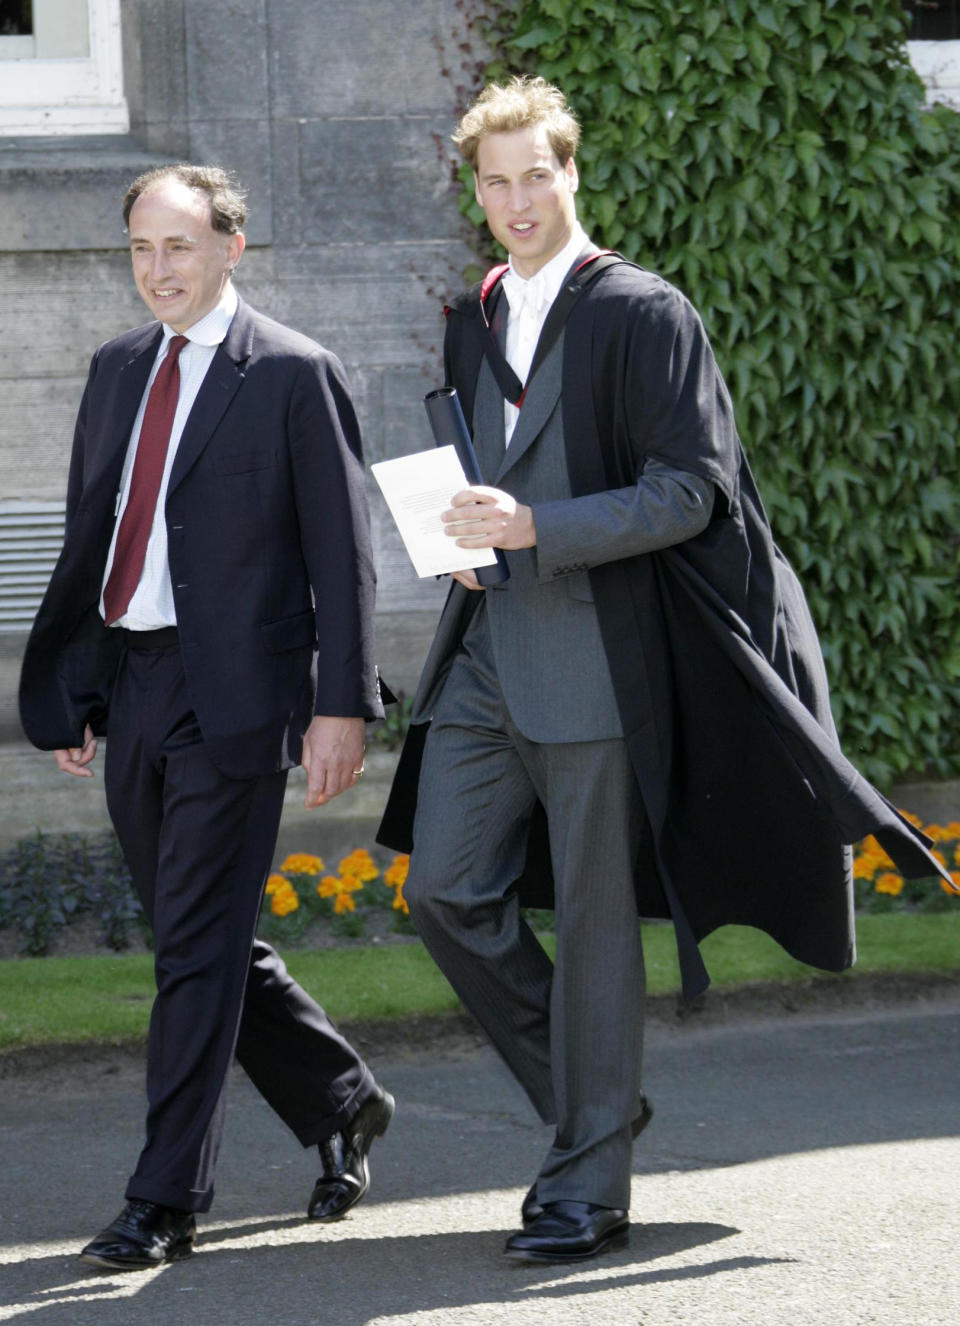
[1,995,958,1326]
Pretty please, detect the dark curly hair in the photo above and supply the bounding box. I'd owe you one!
[122,164,247,233]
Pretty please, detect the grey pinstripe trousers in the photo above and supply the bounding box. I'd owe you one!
[405,607,647,1210]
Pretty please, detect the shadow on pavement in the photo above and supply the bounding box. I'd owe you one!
[1,1219,784,1325]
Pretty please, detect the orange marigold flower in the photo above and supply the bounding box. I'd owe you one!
[384,854,410,888]
[281,852,324,876]
[852,855,877,880]
[924,823,953,843]
[874,872,904,897]
[270,884,300,916]
[932,850,948,869]
[942,821,960,839]
[338,873,364,893]
[265,873,288,895]
[943,872,960,896]
[317,876,340,898]
[898,809,924,829]
[338,849,378,882]
[855,836,894,869]
[333,891,356,915]
[392,882,409,914]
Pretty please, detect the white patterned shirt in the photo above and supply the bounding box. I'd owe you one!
[501,225,588,445]
[100,284,239,629]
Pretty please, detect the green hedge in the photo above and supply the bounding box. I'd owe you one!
[465,0,960,787]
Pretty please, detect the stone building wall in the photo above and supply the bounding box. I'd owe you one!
[0,0,493,743]
[2,5,953,848]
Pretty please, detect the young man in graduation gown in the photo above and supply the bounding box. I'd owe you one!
[378,76,952,1266]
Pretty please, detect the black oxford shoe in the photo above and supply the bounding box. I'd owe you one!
[307,1085,395,1220]
[505,1200,629,1264]
[521,1095,654,1227]
[80,1199,196,1270]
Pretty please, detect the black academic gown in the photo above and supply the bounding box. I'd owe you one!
[380,261,951,999]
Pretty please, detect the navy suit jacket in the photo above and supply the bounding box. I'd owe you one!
[19,298,382,780]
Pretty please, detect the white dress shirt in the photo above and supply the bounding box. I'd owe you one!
[500,224,588,446]
[100,284,239,630]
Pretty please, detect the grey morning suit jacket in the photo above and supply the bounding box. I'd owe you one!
[412,329,715,741]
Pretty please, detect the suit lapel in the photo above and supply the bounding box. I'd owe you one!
[472,359,506,482]
[168,299,255,494]
[82,324,162,506]
[494,332,564,484]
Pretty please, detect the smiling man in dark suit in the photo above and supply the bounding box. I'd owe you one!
[19,165,393,1270]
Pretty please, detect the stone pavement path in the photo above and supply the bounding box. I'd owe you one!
[0,996,957,1325]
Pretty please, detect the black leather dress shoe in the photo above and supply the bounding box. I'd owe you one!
[307,1084,395,1220]
[521,1095,654,1226]
[505,1200,629,1264]
[79,1199,196,1270]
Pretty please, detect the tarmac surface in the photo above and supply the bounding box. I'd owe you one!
[0,992,958,1326]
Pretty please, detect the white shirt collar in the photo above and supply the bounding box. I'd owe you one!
[504,223,589,312]
[161,282,238,348]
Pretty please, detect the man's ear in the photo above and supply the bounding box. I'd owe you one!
[227,231,246,270]
[565,157,579,195]
[473,172,484,210]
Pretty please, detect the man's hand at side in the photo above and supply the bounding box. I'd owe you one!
[302,715,366,807]
[54,724,98,778]
[443,487,536,550]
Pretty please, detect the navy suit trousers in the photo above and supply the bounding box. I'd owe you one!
[104,636,374,1212]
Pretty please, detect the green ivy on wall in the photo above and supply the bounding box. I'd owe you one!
[462,0,960,787]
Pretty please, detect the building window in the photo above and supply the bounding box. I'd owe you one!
[0,0,127,136]
[905,2,960,40]
[904,2,960,109]
[908,39,960,108]
[0,0,34,48]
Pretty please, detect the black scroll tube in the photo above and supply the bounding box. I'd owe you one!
[423,387,510,585]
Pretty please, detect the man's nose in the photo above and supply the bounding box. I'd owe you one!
[507,184,531,212]
[148,250,173,279]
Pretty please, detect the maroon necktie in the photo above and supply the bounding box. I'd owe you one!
[103,335,188,625]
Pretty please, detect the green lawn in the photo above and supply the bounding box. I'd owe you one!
[0,913,956,1051]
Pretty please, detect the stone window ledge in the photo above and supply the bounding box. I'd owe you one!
[0,135,174,251]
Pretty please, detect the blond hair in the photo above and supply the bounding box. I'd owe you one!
[452,75,581,170]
